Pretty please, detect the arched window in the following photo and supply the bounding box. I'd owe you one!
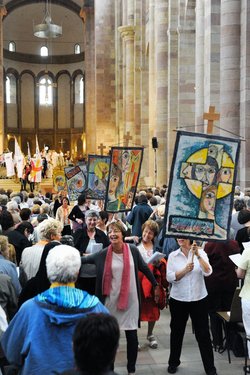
[6,77,11,103]
[79,77,84,103]
[39,77,53,105]
[74,44,80,54]
[6,75,17,104]
[40,46,48,57]
[75,75,84,104]
[8,41,16,52]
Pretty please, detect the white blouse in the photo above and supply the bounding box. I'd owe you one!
[105,251,139,330]
[167,247,212,302]
[137,242,153,263]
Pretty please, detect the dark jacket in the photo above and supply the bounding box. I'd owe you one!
[68,205,86,223]
[235,226,250,252]
[7,230,32,265]
[81,244,158,326]
[73,226,110,255]
[204,240,240,292]
[126,203,153,236]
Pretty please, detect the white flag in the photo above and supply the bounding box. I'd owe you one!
[14,137,24,178]
[30,135,42,183]
[27,142,31,163]
[4,152,15,177]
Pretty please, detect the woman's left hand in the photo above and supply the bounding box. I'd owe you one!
[154,285,160,304]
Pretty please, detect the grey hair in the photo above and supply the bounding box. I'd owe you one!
[41,203,50,214]
[85,210,100,219]
[38,218,63,241]
[6,200,19,212]
[46,245,81,284]
[0,194,8,206]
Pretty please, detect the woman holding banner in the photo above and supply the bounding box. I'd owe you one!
[167,239,217,375]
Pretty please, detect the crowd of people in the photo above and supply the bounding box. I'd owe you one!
[0,183,250,375]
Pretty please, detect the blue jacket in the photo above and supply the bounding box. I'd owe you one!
[126,203,153,236]
[1,286,109,375]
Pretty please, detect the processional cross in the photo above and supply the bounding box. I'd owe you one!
[58,139,65,150]
[98,143,106,156]
[203,106,220,134]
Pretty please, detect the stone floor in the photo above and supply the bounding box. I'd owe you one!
[114,308,245,375]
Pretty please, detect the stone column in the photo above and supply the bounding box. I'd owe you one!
[220,0,240,135]
[220,0,241,180]
[240,0,250,186]
[178,1,195,132]
[80,6,95,155]
[167,0,178,174]
[115,0,123,146]
[118,25,135,138]
[0,5,7,154]
[154,0,168,186]
[203,0,221,134]
[146,0,156,187]
[195,0,204,129]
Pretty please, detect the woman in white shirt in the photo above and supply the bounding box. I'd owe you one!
[167,238,217,375]
[236,247,250,370]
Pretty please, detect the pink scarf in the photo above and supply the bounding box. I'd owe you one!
[102,243,130,310]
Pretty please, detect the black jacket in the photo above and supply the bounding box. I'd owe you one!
[73,226,109,255]
[68,205,86,223]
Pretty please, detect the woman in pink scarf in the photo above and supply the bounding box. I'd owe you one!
[81,221,160,375]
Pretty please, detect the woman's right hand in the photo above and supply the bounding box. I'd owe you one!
[185,262,194,273]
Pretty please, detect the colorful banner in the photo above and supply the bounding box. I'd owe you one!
[86,154,110,199]
[164,131,240,241]
[53,167,66,192]
[104,147,144,212]
[65,165,87,201]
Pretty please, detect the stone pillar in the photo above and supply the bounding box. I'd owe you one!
[154,0,168,186]
[80,6,95,155]
[0,5,6,154]
[146,0,156,187]
[203,0,221,134]
[240,0,250,186]
[115,0,123,146]
[195,0,204,129]
[220,0,241,180]
[167,0,178,174]
[118,25,135,138]
[178,0,195,131]
[220,0,240,135]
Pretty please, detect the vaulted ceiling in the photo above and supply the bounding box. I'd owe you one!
[2,1,88,56]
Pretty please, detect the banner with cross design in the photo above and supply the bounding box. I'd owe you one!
[164,131,240,241]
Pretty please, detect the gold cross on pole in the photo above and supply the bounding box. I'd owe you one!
[203,106,220,134]
[58,138,65,150]
[123,131,133,147]
[98,143,106,156]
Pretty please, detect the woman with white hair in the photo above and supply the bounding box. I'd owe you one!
[6,200,21,225]
[1,245,108,375]
[20,218,63,281]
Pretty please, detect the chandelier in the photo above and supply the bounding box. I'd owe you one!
[33,0,62,39]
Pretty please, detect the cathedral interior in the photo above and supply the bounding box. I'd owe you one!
[0,0,250,187]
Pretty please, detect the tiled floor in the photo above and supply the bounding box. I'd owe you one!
[114,308,245,375]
